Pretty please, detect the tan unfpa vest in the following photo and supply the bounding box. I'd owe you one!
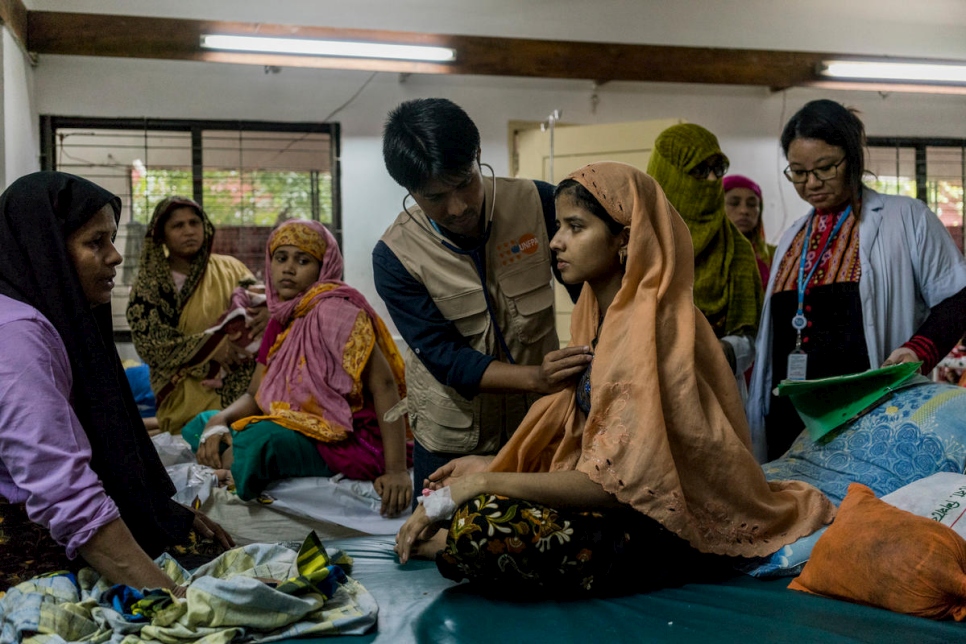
[381,177,559,454]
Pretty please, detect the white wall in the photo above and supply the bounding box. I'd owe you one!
[1,27,39,188]
[31,54,966,331]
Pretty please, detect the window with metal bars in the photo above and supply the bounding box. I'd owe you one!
[41,116,340,277]
[867,137,965,253]
[40,116,340,333]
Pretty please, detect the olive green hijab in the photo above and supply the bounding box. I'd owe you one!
[646,123,762,338]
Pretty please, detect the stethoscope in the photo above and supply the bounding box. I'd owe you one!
[401,161,498,250]
[401,162,516,363]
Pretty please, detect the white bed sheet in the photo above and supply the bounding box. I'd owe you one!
[152,433,411,539]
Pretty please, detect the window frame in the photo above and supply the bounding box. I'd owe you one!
[867,136,965,202]
[39,115,342,244]
[867,136,966,252]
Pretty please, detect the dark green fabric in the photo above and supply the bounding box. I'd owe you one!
[182,409,218,452]
[230,420,333,500]
[282,535,966,644]
[647,124,762,338]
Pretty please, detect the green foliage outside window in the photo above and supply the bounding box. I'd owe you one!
[868,175,917,198]
[868,176,963,223]
[928,181,965,220]
[131,168,332,227]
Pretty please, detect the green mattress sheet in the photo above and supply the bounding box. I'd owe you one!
[282,535,966,644]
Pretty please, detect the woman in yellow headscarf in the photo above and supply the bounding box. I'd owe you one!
[394,162,833,595]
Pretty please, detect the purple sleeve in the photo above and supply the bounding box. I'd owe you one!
[0,317,121,558]
[257,318,283,365]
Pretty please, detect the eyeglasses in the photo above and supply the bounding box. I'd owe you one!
[783,157,846,184]
[688,158,730,180]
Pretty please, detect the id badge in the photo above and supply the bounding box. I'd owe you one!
[787,352,808,381]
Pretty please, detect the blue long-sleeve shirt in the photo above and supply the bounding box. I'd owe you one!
[372,180,580,399]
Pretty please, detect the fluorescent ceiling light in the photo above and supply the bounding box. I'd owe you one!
[806,80,966,96]
[820,60,966,84]
[201,34,456,63]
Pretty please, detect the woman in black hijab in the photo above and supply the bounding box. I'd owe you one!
[0,172,232,591]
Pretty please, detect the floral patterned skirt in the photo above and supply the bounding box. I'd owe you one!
[436,494,732,596]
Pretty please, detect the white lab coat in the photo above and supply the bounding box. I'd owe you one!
[746,188,966,461]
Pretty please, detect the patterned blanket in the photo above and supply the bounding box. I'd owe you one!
[0,532,377,643]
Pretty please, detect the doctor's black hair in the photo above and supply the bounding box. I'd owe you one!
[554,179,624,235]
[780,99,866,214]
[383,98,481,194]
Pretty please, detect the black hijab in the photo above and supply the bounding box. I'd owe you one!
[0,171,193,557]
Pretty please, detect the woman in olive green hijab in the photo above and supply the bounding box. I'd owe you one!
[646,123,762,381]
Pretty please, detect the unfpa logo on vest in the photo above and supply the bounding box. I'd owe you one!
[498,233,539,266]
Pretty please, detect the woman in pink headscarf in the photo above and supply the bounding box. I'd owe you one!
[723,174,776,287]
[196,219,412,517]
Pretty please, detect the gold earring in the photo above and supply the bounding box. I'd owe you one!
[618,247,628,266]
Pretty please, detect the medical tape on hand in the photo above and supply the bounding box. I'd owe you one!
[199,424,230,445]
[420,487,457,522]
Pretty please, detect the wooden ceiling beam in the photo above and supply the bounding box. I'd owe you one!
[26,10,831,87]
[0,0,28,52]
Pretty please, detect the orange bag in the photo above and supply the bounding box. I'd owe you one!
[789,482,966,620]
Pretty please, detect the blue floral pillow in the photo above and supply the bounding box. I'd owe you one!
[763,379,966,504]
[744,380,966,578]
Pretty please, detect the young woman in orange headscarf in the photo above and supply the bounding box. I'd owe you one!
[394,162,834,594]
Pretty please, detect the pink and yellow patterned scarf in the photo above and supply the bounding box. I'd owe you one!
[233,220,406,450]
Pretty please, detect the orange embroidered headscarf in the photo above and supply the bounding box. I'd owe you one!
[489,162,834,558]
